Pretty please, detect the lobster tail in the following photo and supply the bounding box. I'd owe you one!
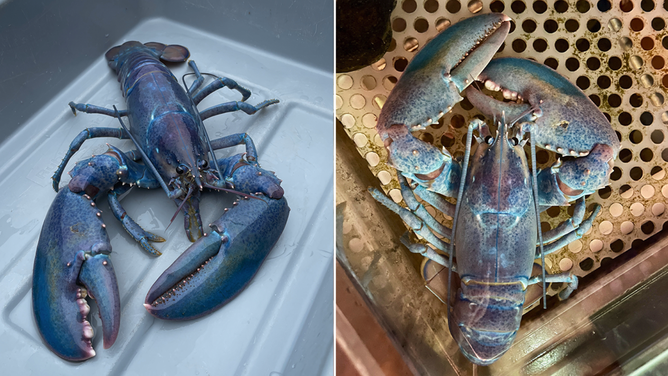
[449,281,525,365]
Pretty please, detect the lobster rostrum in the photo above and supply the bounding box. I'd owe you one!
[32,41,289,361]
[370,13,619,365]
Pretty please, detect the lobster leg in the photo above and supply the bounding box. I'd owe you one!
[68,102,128,117]
[108,185,166,256]
[396,173,452,239]
[411,185,456,218]
[188,60,252,103]
[210,132,259,163]
[52,127,129,191]
[536,204,601,257]
[199,99,279,120]
[400,232,451,267]
[144,194,290,320]
[185,60,206,95]
[368,186,451,255]
[528,273,579,300]
[539,197,585,244]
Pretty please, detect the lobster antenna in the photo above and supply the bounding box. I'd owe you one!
[528,121,548,309]
[202,183,264,201]
[182,72,195,92]
[508,104,540,128]
[113,106,172,197]
[469,73,483,92]
[200,125,225,182]
[181,73,226,182]
[446,116,477,326]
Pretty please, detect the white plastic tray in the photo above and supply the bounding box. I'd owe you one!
[0,18,333,375]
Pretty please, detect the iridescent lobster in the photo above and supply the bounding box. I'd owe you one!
[32,41,289,361]
[369,13,619,365]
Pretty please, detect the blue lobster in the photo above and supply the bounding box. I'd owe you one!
[369,13,619,365]
[32,41,289,361]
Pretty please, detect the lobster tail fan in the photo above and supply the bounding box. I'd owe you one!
[145,42,190,63]
[105,45,122,71]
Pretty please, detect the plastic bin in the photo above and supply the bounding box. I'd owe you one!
[0,0,333,374]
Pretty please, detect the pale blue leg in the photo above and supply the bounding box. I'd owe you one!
[68,102,128,117]
[528,273,579,300]
[536,204,601,256]
[210,133,258,164]
[368,187,451,255]
[108,185,165,256]
[52,127,129,191]
[400,232,452,267]
[397,173,452,239]
[539,197,586,244]
[199,99,279,120]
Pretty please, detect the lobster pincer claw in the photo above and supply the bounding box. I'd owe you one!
[215,153,284,199]
[464,57,620,202]
[144,194,289,320]
[377,13,509,190]
[32,188,120,361]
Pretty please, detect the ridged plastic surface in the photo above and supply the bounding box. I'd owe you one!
[0,18,333,375]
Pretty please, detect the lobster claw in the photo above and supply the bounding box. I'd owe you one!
[377,13,510,192]
[144,195,289,320]
[32,188,121,361]
[464,57,620,200]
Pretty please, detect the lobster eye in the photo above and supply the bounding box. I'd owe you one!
[198,160,208,169]
[175,165,185,174]
[511,137,519,146]
[485,136,494,144]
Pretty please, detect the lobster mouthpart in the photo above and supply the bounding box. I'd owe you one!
[32,188,120,361]
[144,195,289,320]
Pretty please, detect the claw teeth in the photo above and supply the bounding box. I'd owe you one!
[78,298,91,316]
[82,320,94,339]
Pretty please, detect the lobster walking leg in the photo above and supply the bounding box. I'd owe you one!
[536,205,601,256]
[199,99,279,120]
[52,127,129,191]
[187,60,252,103]
[368,184,451,255]
[400,232,451,266]
[68,102,128,117]
[540,197,586,244]
[528,272,579,300]
[108,185,165,256]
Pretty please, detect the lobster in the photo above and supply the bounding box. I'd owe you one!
[369,13,619,365]
[32,41,289,361]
